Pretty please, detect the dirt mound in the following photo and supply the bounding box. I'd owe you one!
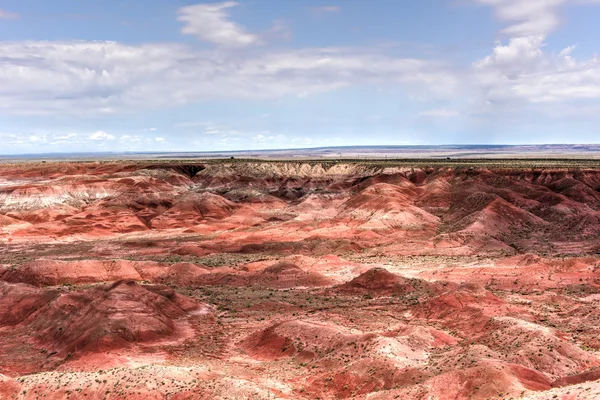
[306,359,430,399]
[5,204,78,224]
[262,261,303,274]
[414,283,523,335]
[339,183,439,230]
[11,205,150,238]
[479,317,600,378]
[0,259,144,286]
[0,214,30,228]
[352,172,415,192]
[0,281,59,326]
[0,280,202,369]
[445,194,548,235]
[383,324,458,349]
[240,320,363,361]
[26,281,199,356]
[370,361,552,400]
[338,268,438,296]
[552,368,600,388]
[176,193,238,219]
[150,193,238,229]
[163,262,210,286]
[173,262,335,289]
[240,318,449,375]
[256,262,334,288]
[170,244,210,257]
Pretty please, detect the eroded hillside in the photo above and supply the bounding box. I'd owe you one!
[2,161,600,399]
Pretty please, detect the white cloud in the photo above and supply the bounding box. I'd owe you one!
[205,126,242,136]
[176,121,209,129]
[1,0,599,133]
[119,135,142,142]
[88,131,115,141]
[419,108,460,118]
[0,130,179,154]
[1,131,114,147]
[472,35,600,106]
[53,133,78,141]
[177,2,260,47]
[4,36,598,123]
[0,9,19,20]
[474,35,546,76]
[311,6,341,14]
[0,41,456,115]
[252,132,285,144]
[265,20,291,41]
[48,133,79,144]
[507,59,600,103]
[466,0,600,112]
[475,0,564,37]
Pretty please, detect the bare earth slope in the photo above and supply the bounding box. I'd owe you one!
[2,160,600,399]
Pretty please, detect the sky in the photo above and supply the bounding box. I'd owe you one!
[1,0,600,154]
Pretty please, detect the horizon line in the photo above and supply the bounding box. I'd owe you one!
[3,143,600,158]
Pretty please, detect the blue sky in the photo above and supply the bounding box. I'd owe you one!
[2,0,600,153]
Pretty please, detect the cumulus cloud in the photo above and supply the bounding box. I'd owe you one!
[0,9,19,19]
[88,131,115,141]
[471,35,600,108]
[177,2,261,47]
[466,0,600,114]
[474,35,546,76]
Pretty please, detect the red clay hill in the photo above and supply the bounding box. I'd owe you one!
[2,160,600,399]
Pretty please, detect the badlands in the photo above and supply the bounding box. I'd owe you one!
[1,160,600,399]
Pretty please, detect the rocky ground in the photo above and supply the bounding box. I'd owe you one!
[1,160,600,399]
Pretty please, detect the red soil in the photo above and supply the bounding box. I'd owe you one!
[2,161,600,399]
[254,261,335,288]
[337,267,442,296]
[0,280,200,367]
[0,259,156,286]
